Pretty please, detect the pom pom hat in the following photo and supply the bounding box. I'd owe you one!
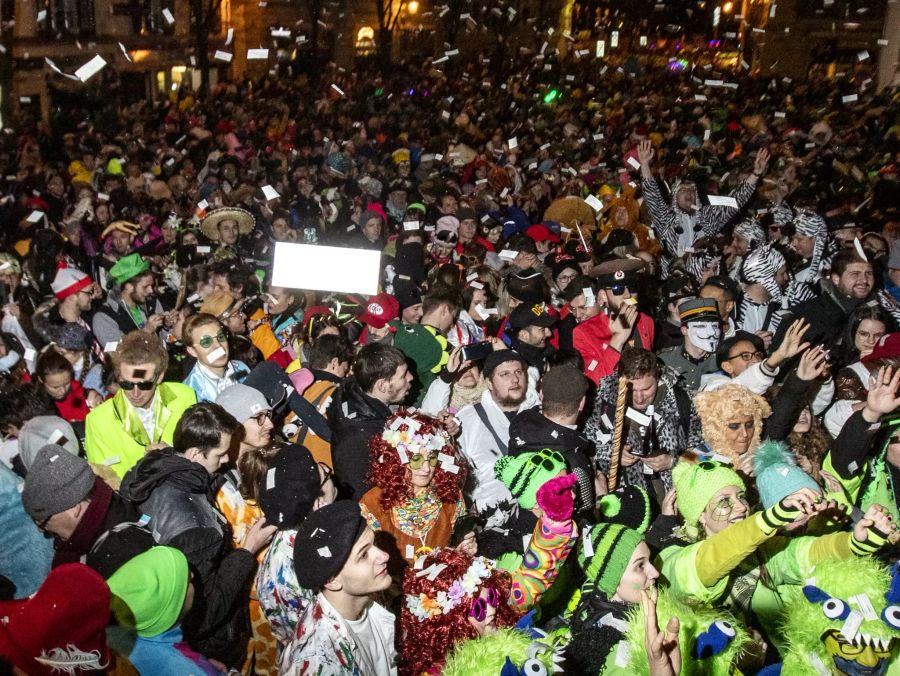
[577,523,643,596]
[752,440,821,509]
[671,456,745,528]
[495,449,567,510]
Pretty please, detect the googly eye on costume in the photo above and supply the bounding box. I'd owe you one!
[823,598,850,621]
[881,604,900,630]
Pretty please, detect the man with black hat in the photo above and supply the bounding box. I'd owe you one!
[574,258,655,384]
[280,501,395,674]
[659,297,723,393]
[508,302,557,373]
[394,277,424,324]
[456,349,539,512]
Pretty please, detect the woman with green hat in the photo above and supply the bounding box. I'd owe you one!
[660,453,895,666]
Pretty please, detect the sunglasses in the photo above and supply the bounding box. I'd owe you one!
[197,330,228,349]
[529,450,565,471]
[435,231,459,244]
[726,350,764,362]
[607,283,635,296]
[408,452,439,470]
[469,587,500,622]
[119,379,155,391]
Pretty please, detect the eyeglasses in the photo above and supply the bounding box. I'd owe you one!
[408,452,440,470]
[529,450,565,471]
[607,283,635,296]
[469,587,500,622]
[709,494,749,521]
[119,379,155,391]
[725,350,764,362]
[557,273,578,284]
[250,410,272,426]
[197,330,228,349]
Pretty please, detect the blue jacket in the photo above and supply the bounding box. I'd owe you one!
[183,360,249,403]
[127,627,223,675]
[0,464,52,597]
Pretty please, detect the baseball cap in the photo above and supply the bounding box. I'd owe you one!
[357,293,400,329]
[508,303,557,331]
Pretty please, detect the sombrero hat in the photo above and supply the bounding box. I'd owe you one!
[200,207,255,241]
[101,220,140,240]
[543,196,596,230]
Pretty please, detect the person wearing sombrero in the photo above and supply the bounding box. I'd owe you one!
[200,207,255,259]
[101,220,139,264]
[92,253,168,347]
[573,257,655,384]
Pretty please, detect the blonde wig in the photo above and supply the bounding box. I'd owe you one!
[694,384,771,463]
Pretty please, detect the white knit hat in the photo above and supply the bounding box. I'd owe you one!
[50,267,92,301]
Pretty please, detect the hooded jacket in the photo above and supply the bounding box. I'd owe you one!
[327,379,392,500]
[119,449,257,667]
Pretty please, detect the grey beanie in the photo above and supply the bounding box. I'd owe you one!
[22,444,95,521]
[18,416,80,470]
[215,384,271,424]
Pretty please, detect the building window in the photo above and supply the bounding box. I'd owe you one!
[356,26,376,55]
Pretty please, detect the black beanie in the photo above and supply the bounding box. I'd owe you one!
[293,500,368,590]
[258,445,320,529]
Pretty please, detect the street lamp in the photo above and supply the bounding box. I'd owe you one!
[408,0,419,13]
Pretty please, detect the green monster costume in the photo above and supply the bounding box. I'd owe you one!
[773,558,900,676]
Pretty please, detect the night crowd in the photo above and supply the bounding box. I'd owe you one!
[0,48,899,676]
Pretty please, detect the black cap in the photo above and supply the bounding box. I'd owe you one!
[508,303,557,331]
[393,277,423,310]
[258,445,320,529]
[589,256,645,287]
[293,501,368,590]
[482,349,527,378]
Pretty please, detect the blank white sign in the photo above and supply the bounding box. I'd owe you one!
[272,242,381,295]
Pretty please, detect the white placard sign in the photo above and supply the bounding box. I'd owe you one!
[272,242,380,295]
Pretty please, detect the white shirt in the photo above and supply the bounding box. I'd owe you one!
[133,394,158,441]
[336,598,397,676]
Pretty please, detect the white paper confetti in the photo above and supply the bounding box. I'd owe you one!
[214,51,233,62]
[247,48,269,60]
[317,546,332,558]
[261,185,280,201]
[162,7,175,24]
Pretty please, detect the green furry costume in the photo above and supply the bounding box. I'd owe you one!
[441,626,565,676]
[777,558,900,676]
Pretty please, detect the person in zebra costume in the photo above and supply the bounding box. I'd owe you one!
[736,245,790,344]
[727,217,766,283]
[636,140,769,278]
[786,210,834,307]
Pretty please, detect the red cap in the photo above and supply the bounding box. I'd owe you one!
[862,333,900,363]
[0,564,111,676]
[525,223,560,243]
[358,293,400,329]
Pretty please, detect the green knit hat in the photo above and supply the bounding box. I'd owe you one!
[109,253,150,285]
[577,523,643,596]
[108,546,189,637]
[671,458,745,528]
[598,485,653,534]
[495,449,567,510]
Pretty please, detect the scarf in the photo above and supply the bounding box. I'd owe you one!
[52,477,113,567]
[450,377,487,411]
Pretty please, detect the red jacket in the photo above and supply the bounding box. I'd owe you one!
[53,379,91,422]
[573,311,655,384]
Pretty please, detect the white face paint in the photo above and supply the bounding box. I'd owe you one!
[687,321,721,353]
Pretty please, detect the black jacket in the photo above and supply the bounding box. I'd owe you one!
[327,380,392,500]
[771,280,866,353]
[508,407,595,513]
[120,449,256,667]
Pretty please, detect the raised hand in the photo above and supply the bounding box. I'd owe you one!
[796,345,829,382]
[643,588,681,676]
[754,148,770,177]
[863,366,900,421]
[768,319,810,367]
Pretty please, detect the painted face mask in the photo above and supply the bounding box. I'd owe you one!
[687,321,721,353]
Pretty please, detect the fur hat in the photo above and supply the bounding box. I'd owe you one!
[741,244,786,301]
[694,384,771,463]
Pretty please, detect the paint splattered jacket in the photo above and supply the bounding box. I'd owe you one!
[278,593,396,675]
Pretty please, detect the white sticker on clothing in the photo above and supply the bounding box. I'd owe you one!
[196,245,211,253]
[585,194,603,211]
[103,456,120,466]
[23,348,36,362]
[266,467,276,490]
[582,528,595,557]
[600,413,613,429]
[588,359,599,372]
[626,156,641,170]
[850,594,878,621]
[48,428,64,444]
[318,546,332,558]
[261,185,280,201]
[841,610,863,642]
[406,544,415,560]
[707,195,739,208]
[403,221,420,231]
[626,407,652,427]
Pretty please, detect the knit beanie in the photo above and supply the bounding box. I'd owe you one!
[50,267,92,301]
[494,449,567,510]
[17,417,79,470]
[598,485,653,534]
[752,440,821,509]
[107,546,189,637]
[577,523,643,596]
[21,445,96,522]
[671,458,745,529]
[258,444,320,529]
[0,564,111,676]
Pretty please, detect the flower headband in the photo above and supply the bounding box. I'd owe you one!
[381,416,459,474]
[405,556,494,622]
